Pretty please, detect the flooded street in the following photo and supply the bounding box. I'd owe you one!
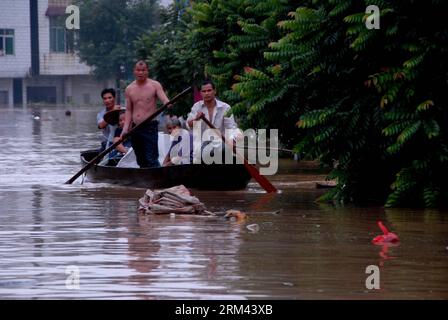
[0,106,447,299]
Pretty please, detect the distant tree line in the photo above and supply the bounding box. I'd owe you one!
[74,0,161,80]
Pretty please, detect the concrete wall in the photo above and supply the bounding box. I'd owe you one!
[69,75,114,106]
[0,79,13,107]
[38,0,92,76]
[48,0,71,6]
[25,75,114,106]
[40,53,92,76]
[0,0,116,107]
[0,0,31,78]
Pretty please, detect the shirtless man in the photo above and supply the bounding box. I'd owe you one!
[121,60,170,168]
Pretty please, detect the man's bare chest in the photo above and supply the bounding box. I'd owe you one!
[130,87,156,105]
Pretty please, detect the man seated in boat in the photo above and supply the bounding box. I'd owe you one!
[186,80,242,163]
[163,118,193,166]
[97,88,121,152]
[108,111,132,166]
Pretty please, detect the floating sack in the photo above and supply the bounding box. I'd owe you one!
[372,221,399,245]
[138,185,212,215]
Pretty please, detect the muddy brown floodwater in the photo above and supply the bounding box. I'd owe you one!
[0,106,447,299]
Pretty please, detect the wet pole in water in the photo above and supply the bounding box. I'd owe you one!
[65,86,192,185]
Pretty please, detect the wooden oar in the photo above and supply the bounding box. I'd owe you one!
[65,86,192,184]
[236,145,295,153]
[199,114,277,193]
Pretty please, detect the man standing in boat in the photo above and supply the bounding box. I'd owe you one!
[97,88,121,152]
[121,60,171,168]
[186,80,241,163]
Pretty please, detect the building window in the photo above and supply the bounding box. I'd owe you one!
[0,91,9,105]
[83,93,90,104]
[27,87,57,104]
[50,17,74,53]
[0,29,14,55]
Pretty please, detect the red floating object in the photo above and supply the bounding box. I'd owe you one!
[372,221,399,245]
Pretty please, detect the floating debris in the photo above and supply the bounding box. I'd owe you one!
[372,221,399,245]
[246,223,260,233]
[224,210,247,222]
[138,185,212,215]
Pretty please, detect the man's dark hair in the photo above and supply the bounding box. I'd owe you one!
[201,80,215,89]
[134,60,149,69]
[167,118,181,128]
[101,88,116,98]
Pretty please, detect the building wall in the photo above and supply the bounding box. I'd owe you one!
[69,75,114,106]
[0,0,116,107]
[25,75,63,104]
[0,0,31,78]
[0,79,13,107]
[40,53,92,76]
[38,0,92,76]
[25,75,114,106]
[48,0,71,6]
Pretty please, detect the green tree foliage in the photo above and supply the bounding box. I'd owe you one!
[231,0,448,207]
[187,0,295,131]
[74,0,161,79]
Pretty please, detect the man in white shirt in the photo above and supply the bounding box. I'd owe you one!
[186,80,241,163]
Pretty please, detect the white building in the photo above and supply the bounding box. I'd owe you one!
[0,0,114,107]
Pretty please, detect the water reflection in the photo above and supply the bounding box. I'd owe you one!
[377,244,398,266]
[0,107,447,299]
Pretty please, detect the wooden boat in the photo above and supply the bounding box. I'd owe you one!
[80,150,252,190]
